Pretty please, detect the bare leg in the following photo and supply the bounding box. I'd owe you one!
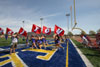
[33,43,38,49]
[26,42,28,47]
[32,43,37,49]
[13,48,15,53]
[38,44,42,49]
[10,48,12,55]
[46,42,49,46]
[32,44,33,49]
[56,44,63,48]
[43,43,46,48]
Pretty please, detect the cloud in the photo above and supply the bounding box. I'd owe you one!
[0,1,42,33]
[77,0,100,8]
[0,0,100,35]
[43,13,62,18]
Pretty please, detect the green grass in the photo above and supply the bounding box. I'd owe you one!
[72,39,100,67]
[0,37,51,47]
[0,38,26,47]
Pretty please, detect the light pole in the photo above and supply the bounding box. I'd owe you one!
[40,17,43,31]
[66,13,70,35]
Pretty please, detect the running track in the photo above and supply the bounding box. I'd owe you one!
[0,39,86,67]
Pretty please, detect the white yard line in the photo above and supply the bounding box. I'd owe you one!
[70,39,94,67]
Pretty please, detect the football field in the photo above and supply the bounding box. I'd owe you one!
[0,39,86,67]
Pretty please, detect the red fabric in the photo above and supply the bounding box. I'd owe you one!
[18,27,27,37]
[32,24,41,34]
[43,26,51,35]
[85,36,91,42]
[0,27,4,34]
[54,25,65,36]
[96,33,100,41]
[80,35,84,38]
[6,28,14,35]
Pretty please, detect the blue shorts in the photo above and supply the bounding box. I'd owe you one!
[55,40,60,44]
[37,40,42,44]
[26,39,29,43]
[42,38,46,43]
[32,39,35,43]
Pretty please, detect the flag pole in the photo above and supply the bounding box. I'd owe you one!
[40,17,43,34]
[22,21,25,40]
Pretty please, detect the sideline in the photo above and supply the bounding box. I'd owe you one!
[70,39,93,67]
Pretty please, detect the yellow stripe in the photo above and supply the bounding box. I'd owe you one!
[10,53,25,67]
[0,59,11,66]
[37,49,57,61]
[66,41,69,67]
[22,48,57,61]
[46,44,55,47]
[0,55,9,58]
[0,53,25,67]
[49,41,54,43]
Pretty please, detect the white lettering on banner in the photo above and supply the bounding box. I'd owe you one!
[56,28,63,34]
[45,28,49,33]
[34,26,39,32]
[20,30,24,34]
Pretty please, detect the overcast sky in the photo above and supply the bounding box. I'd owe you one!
[0,0,100,34]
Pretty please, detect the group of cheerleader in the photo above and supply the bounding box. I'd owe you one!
[10,33,67,55]
[26,34,66,49]
[26,35,48,49]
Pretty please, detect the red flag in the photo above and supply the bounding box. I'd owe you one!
[18,27,27,37]
[43,26,51,35]
[32,24,41,34]
[6,28,14,35]
[84,35,91,42]
[54,25,65,36]
[0,27,4,34]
